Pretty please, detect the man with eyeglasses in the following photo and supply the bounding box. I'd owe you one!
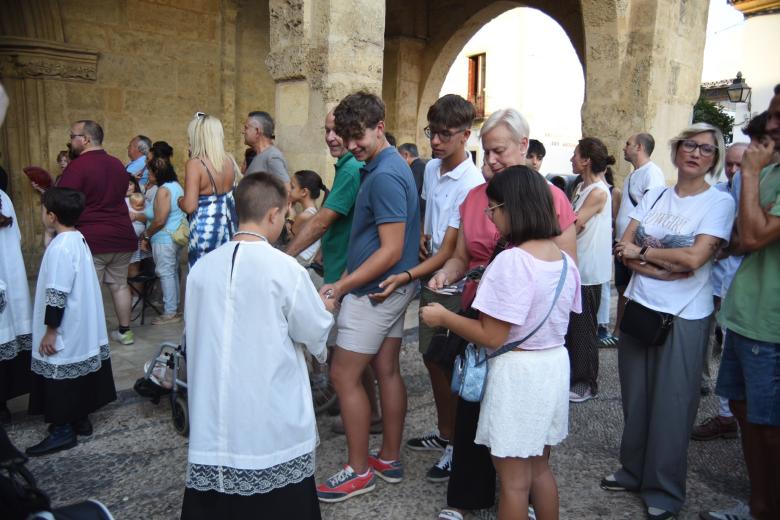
[242,111,290,188]
[397,94,484,483]
[57,120,138,345]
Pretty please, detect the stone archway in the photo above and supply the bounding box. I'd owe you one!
[383,0,709,182]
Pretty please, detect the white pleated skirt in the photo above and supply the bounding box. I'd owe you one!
[474,346,570,458]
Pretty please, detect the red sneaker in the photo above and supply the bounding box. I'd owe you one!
[316,465,376,503]
[367,453,404,483]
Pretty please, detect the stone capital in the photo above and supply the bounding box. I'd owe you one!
[0,36,99,82]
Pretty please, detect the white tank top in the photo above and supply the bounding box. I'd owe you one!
[572,180,612,286]
[296,207,321,265]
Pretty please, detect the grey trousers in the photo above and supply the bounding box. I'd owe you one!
[615,314,710,513]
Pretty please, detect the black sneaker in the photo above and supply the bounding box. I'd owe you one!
[406,430,448,451]
[426,444,453,482]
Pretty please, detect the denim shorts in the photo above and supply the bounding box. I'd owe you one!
[716,329,780,426]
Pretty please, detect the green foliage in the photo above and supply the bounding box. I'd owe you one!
[693,95,735,144]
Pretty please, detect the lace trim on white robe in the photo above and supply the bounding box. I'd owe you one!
[185,452,315,495]
[0,334,32,361]
[45,288,67,308]
[31,344,110,380]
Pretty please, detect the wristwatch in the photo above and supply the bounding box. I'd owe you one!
[143,233,151,241]
[639,246,649,265]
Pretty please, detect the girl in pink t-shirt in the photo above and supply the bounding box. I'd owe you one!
[422,166,581,520]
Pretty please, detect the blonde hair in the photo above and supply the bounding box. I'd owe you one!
[669,122,725,178]
[187,114,229,171]
[129,192,144,207]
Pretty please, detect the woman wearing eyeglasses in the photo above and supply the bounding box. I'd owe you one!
[178,113,238,267]
[607,123,736,520]
[428,108,577,520]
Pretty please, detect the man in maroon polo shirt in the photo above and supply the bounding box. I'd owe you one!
[58,120,138,345]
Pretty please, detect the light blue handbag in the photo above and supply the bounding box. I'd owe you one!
[451,253,568,402]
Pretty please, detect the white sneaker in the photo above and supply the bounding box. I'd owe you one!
[700,502,755,520]
[110,329,134,345]
[569,387,596,403]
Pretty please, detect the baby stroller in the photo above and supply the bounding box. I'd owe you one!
[133,339,189,437]
[1,426,114,519]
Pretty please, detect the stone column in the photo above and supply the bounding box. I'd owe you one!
[0,37,99,268]
[266,0,385,185]
[383,36,426,146]
[581,0,709,185]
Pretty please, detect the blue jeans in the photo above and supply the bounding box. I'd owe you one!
[152,242,181,315]
[716,329,780,426]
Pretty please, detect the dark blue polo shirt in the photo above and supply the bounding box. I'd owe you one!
[346,146,421,296]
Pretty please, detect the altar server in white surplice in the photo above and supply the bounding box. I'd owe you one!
[182,172,333,520]
[0,189,33,424]
[25,188,116,457]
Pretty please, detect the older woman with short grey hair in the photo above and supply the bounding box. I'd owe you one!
[606,122,735,520]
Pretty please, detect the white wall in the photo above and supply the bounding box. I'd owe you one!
[439,7,584,175]
[701,2,779,142]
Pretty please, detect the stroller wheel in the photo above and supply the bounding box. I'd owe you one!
[311,373,338,415]
[172,395,189,437]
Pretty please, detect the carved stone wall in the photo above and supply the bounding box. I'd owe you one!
[1,0,711,270]
[383,0,709,184]
[0,0,276,269]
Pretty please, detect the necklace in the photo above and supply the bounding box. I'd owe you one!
[233,231,268,242]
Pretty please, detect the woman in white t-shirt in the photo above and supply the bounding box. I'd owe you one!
[605,123,736,520]
[422,166,581,520]
[567,138,614,403]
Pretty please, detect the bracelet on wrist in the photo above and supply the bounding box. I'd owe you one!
[404,270,413,282]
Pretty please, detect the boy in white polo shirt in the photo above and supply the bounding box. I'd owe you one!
[382,95,484,482]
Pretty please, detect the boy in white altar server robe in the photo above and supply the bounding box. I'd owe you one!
[26,188,116,457]
[181,172,333,520]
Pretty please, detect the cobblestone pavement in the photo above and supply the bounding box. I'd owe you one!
[4,303,748,519]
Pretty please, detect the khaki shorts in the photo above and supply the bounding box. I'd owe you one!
[93,252,132,286]
[336,282,416,355]
[418,286,462,355]
[327,307,340,346]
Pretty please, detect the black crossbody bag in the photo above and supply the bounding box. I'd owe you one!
[619,188,692,347]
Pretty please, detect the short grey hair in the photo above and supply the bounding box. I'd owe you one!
[135,135,151,154]
[727,142,748,153]
[248,111,275,139]
[669,122,725,177]
[479,108,530,143]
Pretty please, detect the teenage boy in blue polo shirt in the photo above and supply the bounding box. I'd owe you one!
[317,91,420,502]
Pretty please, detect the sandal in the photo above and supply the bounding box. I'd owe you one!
[438,509,464,520]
